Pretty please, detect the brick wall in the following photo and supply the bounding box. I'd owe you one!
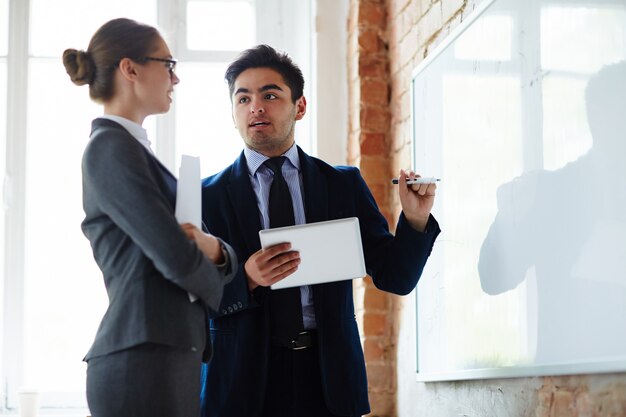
[348,0,400,416]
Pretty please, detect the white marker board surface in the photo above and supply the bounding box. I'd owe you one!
[412,0,626,381]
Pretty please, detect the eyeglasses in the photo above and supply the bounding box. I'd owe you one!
[138,57,178,75]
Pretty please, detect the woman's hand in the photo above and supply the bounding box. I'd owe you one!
[181,223,225,264]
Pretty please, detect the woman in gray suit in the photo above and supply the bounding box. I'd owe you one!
[63,18,236,417]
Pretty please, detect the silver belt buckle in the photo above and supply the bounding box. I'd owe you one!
[291,331,309,350]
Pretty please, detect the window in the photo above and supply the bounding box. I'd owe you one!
[5,0,156,410]
[173,0,259,177]
[0,0,10,408]
[2,0,319,412]
[0,0,6,55]
[0,0,7,399]
[174,61,240,176]
[186,0,255,51]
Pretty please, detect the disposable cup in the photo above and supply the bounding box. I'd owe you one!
[18,388,39,417]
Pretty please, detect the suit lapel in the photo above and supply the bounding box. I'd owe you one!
[297,147,330,312]
[226,152,264,255]
[298,147,329,224]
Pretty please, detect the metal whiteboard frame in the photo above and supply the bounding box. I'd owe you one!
[410,0,626,382]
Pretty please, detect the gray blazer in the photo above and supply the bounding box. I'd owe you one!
[82,118,236,362]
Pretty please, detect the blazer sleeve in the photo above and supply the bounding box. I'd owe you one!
[352,169,441,295]
[206,258,259,318]
[82,131,235,310]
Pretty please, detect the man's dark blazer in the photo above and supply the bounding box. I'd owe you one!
[82,118,236,363]
[200,147,440,417]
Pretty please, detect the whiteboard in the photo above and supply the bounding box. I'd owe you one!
[412,0,626,381]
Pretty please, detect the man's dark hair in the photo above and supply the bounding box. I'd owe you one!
[225,44,304,103]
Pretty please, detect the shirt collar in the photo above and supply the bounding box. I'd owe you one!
[244,144,301,176]
[99,114,153,153]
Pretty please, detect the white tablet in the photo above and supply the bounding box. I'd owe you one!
[259,217,367,289]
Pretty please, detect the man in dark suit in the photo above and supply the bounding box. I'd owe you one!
[200,44,440,417]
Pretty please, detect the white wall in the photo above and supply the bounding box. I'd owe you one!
[313,0,349,165]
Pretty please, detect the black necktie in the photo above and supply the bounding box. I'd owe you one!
[264,157,304,342]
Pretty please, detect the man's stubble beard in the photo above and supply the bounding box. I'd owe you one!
[246,123,296,155]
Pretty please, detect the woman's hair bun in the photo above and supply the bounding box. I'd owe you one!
[62,48,95,86]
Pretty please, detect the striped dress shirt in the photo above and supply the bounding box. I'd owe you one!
[243,145,316,329]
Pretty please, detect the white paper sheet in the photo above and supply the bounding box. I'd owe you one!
[175,155,201,302]
[175,155,201,229]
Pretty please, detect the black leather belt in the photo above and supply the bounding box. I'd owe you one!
[271,330,316,350]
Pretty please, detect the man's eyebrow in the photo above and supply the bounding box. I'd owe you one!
[259,84,283,92]
[234,84,284,96]
[234,87,250,96]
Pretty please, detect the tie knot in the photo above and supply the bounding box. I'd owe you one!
[264,156,287,176]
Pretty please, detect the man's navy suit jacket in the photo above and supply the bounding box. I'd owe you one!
[200,147,440,417]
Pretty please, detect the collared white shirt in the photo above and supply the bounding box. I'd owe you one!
[99,114,154,154]
[244,144,317,329]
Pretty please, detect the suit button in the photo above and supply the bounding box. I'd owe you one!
[191,346,197,352]
[222,310,227,315]
[238,301,243,308]
[227,306,233,313]
[233,304,238,311]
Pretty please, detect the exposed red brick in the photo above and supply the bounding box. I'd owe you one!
[361,54,389,73]
[364,337,387,362]
[359,1,386,27]
[366,362,395,391]
[349,2,402,416]
[359,56,388,78]
[358,28,382,53]
[364,287,389,310]
[360,132,387,156]
[360,78,389,106]
[359,155,391,184]
[360,107,390,132]
[363,312,387,336]
[368,391,395,417]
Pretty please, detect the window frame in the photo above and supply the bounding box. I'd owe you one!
[3,0,31,408]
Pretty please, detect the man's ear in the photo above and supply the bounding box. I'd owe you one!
[295,96,307,121]
[117,57,138,82]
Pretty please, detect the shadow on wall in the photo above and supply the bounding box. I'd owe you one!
[479,60,626,364]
